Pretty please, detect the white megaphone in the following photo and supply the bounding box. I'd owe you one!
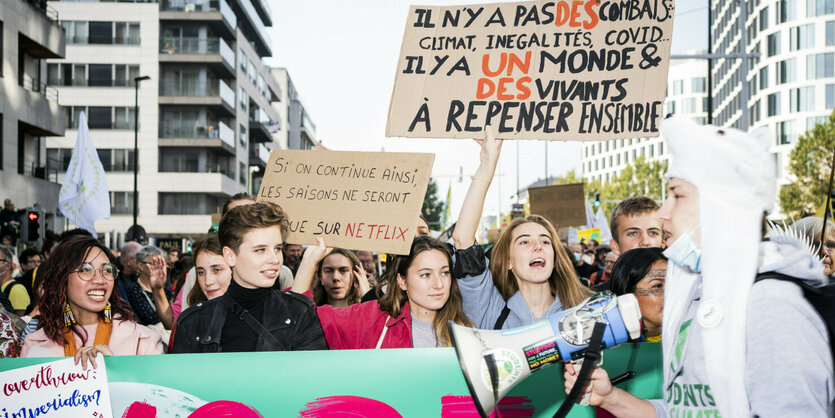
[448,291,642,417]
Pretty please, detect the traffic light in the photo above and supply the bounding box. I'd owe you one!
[21,208,43,245]
[593,192,601,208]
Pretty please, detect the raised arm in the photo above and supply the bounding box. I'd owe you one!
[148,255,173,329]
[289,238,333,295]
[453,126,502,249]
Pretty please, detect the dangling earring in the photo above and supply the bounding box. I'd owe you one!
[63,303,76,327]
[103,302,112,323]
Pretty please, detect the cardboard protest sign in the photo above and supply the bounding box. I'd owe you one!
[578,227,601,243]
[528,183,586,227]
[257,150,434,254]
[0,356,113,418]
[387,0,675,140]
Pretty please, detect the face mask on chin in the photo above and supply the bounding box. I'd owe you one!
[663,229,702,273]
[573,252,581,262]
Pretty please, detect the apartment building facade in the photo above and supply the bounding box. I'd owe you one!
[46,0,289,242]
[0,0,66,233]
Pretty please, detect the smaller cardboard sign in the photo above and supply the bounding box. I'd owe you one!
[578,227,601,243]
[528,183,586,228]
[257,150,435,255]
[0,355,113,418]
[486,228,501,244]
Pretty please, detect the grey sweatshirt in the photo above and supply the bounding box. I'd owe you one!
[651,238,834,417]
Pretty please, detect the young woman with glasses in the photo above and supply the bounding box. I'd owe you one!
[21,236,163,366]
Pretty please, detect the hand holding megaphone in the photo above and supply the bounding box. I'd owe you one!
[563,361,614,406]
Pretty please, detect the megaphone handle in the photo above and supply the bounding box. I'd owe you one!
[573,353,603,406]
[553,321,607,418]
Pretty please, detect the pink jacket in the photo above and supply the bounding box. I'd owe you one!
[316,300,413,349]
[20,318,163,357]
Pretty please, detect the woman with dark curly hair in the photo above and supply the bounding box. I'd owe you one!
[21,236,162,366]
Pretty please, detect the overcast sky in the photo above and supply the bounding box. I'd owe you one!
[267,1,708,221]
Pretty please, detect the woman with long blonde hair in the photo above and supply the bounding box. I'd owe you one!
[452,127,593,329]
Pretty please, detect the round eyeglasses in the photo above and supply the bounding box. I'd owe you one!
[73,262,118,281]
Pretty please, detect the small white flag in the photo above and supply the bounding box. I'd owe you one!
[59,112,110,238]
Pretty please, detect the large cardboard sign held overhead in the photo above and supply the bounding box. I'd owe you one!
[387,1,675,140]
[528,183,586,228]
[257,150,434,255]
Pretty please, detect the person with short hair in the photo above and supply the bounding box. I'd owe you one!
[282,244,302,275]
[21,236,162,362]
[355,250,379,287]
[608,196,663,255]
[417,215,431,237]
[173,194,257,318]
[123,245,172,333]
[168,249,180,264]
[171,202,327,353]
[0,246,29,316]
[18,249,41,274]
[783,216,835,276]
[590,251,618,286]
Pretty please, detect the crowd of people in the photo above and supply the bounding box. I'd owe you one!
[0,115,833,416]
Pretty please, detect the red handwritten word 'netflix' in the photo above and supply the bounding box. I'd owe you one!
[344,223,409,241]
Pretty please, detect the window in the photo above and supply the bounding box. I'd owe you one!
[807,0,835,16]
[62,21,139,45]
[759,7,769,30]
[110,192,135,215]
[89,22,112,44]
[66,106,135,129]
[239,49,247,72]
[790,24,815,50]
[666,100,676,114]
[239,124,247,147]
[671,80,684,95]
[257,74,265,96]
[240,162,246,185]
[691,77,706,93]
[807,53,835,79]
[759,66,768,90]
[247,60,256,84]
[828,21,835,46]
[767,32,781,57]
[114,22,140,44]
[768,92,781,116]
[827,84,835,109]
[776,58,796,84]
[88,107,112,129]
[807,116,828,130]
[776,120,797,144]
[88,64,112,86]
[0,22,3,77]
[790,86,814,112]
[159,193,223,215]
[777,0,796,22]
[239,87,247,110]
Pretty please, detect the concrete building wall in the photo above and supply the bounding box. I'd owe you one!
[0,0,66,233]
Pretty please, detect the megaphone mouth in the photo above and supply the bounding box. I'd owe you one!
[448,322,490,418]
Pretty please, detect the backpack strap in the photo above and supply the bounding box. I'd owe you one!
[2,281,21,298]
[493,305,511,330]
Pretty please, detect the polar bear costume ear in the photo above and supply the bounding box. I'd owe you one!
[748,126,772,152]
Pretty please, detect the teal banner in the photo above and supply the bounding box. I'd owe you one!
[0,343,662,417]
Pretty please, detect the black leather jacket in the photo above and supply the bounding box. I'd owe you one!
[171,289,327,353]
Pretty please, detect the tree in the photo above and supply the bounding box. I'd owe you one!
[780,109,835,219]
[553,157,667,215]
[422,178,445,230]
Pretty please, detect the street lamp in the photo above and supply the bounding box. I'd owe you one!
[132,75,151,232]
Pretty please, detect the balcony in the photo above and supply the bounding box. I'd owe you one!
[248,108,272,143]
[159,0,237,39]
[159,36,235,78]
[229,0,271,56]
[159,79,235,116]
[159,119,235,153]
[249,142,270,167]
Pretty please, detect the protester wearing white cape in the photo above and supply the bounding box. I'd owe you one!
[563,115,833,417]
[58,111,111,238]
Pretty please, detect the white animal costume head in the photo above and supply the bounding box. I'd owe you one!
[660,115,776,418]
